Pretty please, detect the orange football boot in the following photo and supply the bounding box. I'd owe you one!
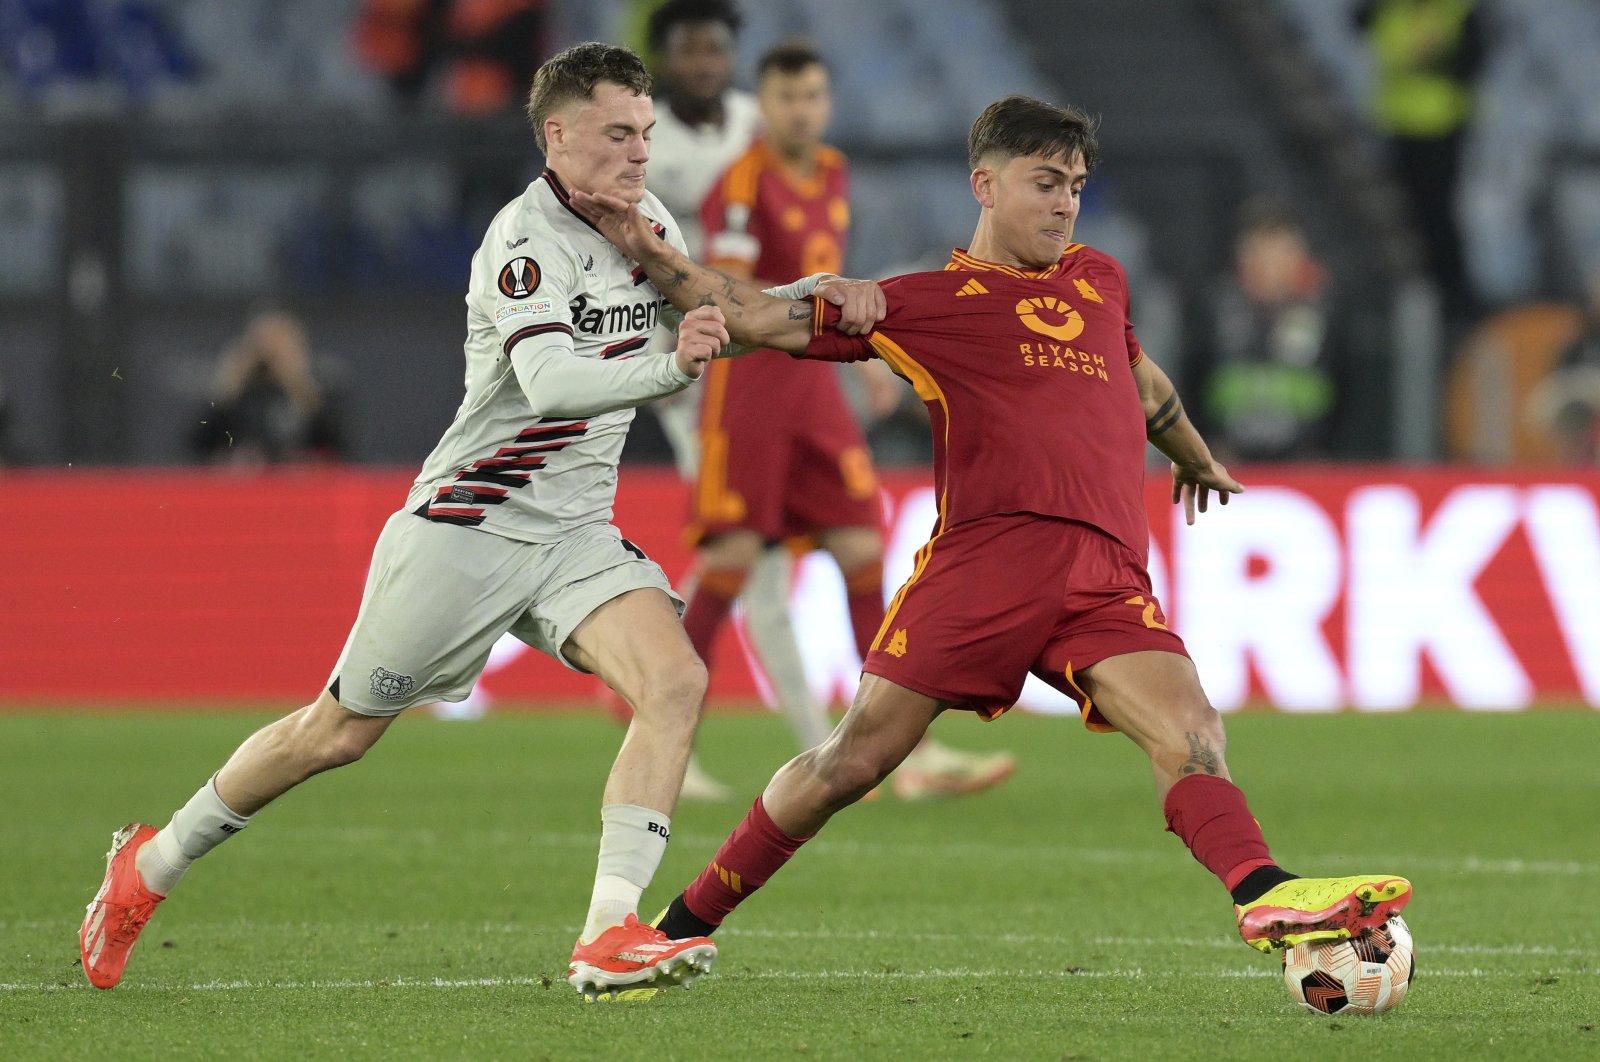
[567,914,716,1001]
[80,823,166,989]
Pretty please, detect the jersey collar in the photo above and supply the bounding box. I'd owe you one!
[540,169,603,235]
[945,245,1083,279]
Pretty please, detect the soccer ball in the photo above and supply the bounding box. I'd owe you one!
[1281,916,1414,1015]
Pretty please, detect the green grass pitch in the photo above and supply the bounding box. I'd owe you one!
[3,707,1596,1060]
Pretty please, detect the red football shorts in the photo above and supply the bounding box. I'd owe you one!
[690,354,880,545]
[863,513,1189,731]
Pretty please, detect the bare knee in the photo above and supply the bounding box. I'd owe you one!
[698,532,764,573]
[284,696,389,772]
[1152,699,1229,779]
[808,740,896,809]
[821,527,883,575]
[629,655,709,729]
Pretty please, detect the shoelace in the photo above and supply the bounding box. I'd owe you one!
[106,896,159,945]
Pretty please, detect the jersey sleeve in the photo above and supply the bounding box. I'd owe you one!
[798,297,878,364]
[1110,254,1144,368]
[700,157,761,272]
[476,208,692,418]
[474,206,581,357]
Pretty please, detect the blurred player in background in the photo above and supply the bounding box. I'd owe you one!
[576,94,1412,973]
[644,0,759,263]
[686,40,1014,800]
[79,41,866,1003]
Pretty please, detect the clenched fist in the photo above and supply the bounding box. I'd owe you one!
[674,305,730,380]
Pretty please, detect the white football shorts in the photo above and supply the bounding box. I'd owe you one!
[327,511,683,715]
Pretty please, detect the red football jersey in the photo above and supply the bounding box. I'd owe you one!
[805,245,1150,558]
[697,138,856,437]
[700,138,850,283]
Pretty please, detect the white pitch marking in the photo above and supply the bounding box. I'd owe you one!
[4,921,1593,959]
[3,966,1595,993]
[265,827,1600,877]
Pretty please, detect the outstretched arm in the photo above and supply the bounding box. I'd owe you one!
[570,189,882,354]
[511,306,729,418]
[1132,353,1245,525]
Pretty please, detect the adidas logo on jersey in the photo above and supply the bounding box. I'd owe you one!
[956,279,988,297]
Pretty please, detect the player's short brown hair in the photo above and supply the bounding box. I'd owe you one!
[757,39,826,81]
[526,42,653,152]
[968,95,1101,173]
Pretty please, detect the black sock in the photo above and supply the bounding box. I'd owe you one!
[1230,865,1299,906]
[656,894,719,939]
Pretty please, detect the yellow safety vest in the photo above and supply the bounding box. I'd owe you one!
[1368,0,1478,137]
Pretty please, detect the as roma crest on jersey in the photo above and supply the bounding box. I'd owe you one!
[498,257,541,298]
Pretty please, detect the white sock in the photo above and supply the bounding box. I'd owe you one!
[582,804,671,943]
[743,548,830,750]
[134,775,252,895]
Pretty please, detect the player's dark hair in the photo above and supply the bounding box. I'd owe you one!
[647,0,743,54]
[757,39,827,81]
[1236,197,1303,238]
[526,42,652,152]
[967,95,1101,174]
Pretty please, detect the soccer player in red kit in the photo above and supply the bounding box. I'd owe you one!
[689,41,1014,798]
[572,95,1411,968]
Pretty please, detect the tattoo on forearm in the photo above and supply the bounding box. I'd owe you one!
[665,269,690,289]
[1147,393,1183,437]
[1179,731,1222,776]
[716,275,746,312]
[786,302,810,321]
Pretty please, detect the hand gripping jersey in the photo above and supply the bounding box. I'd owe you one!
[804,245,1152,560]
[407,170,692,543]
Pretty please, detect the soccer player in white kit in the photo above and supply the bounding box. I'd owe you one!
[78,41,862,1003]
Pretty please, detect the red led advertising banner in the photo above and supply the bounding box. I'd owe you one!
[3,467,1598,714]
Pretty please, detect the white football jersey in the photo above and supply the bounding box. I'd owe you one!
[406,170,691,543]
[647,90,760,261]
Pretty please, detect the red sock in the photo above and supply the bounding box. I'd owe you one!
[681,567,746,672]
[682,796,811,926]
[1162,774,1276,891]
[843,564,885,659]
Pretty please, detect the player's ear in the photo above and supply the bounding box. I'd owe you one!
[971,167,996,209]
[544,116,564,151]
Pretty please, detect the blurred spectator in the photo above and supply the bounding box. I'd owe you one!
[1203,201,1337,462]
[1355,0,1486,325]
[1528,265,1600,465]
[643,0,759,263]
[190,309,345,465]
[0,0,194,100]
[352,0,549,115]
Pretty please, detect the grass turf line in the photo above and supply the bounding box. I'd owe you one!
[2,707,1596,1061]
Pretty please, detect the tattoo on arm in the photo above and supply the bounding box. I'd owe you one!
[786,302,810,321]
[1179,731,1222,776]
[1146,392,1183,437]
